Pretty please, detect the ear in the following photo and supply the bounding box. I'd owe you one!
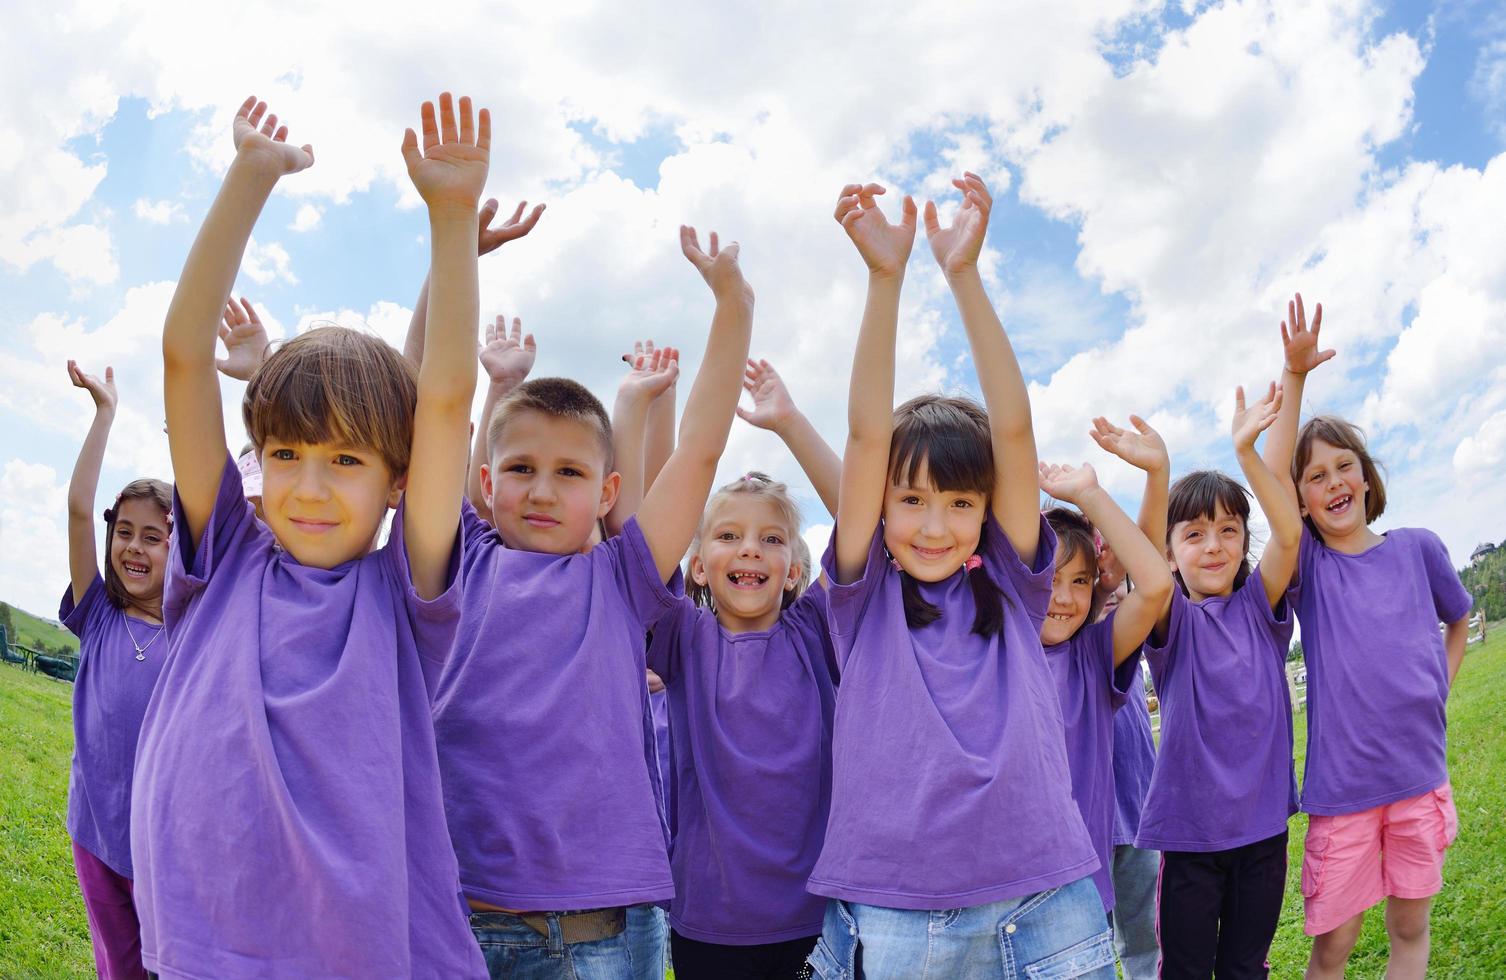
[480,462,494,509]
[785,558,803,591]
[387,472,408,510]
[689,552,710,587]
[597,470,622,519]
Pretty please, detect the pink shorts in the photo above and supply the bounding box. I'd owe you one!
[1301,782,1458,936]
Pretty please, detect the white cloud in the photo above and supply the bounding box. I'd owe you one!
[133,198,184,224]
[241,237,298,286]
[0,460,71,619]
[290,203,323,232]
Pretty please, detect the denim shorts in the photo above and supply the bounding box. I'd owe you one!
[468,908,635,979]
[807,875,1115,979]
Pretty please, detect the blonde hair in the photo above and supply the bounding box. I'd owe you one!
[687,472,805,610]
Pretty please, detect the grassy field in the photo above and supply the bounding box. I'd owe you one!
[4,603,79,656]
[0,630,1502,976]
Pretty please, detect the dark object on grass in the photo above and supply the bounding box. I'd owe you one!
[35,655,77,683]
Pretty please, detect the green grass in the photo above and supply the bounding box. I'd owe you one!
[4,603,79,656]
[1,629,1502,977]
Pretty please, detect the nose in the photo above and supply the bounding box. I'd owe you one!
[738,536,761,558]
[1049,583,1072,608]
[527,474,557,503]
[292,460,331,502]
[922,504,947,538]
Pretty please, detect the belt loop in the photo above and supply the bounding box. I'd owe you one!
[547,911,565,957]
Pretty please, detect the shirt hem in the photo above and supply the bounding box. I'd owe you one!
[1300,776,1447,816]
[67,829,133,880]
[806,854,1098,910]
[667,916,825,945]
[461,879,676,911]
[1135,820,1291,853]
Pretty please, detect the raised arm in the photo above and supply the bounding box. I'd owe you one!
[636,228,755,581]
[467,315,536,517]
[66,362,117,604]
[1261,292,1333,494]
[215,297,272,381]
[925,174,1039,564]
[643,341,679,491]
[737,358,840,517]
[163,97,313,549]
[608,344,680,534]
[834,184,916,583]
[402,198,545,369]
[1234,383,1302,608]
[1088,414,1175,649]
[400,93,489,600]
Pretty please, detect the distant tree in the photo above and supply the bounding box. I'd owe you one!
[1287,640,1304,663]
[0,603,13,641]
[1460,547,1506,623]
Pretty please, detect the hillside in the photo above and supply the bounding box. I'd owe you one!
[0,602,78,657]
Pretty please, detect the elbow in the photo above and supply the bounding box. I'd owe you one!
[1138,567,1174,609]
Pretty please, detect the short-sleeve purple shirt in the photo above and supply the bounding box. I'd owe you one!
[131,456,484,979]
[810,515,1098,909]
[60,574,167,878]
[1111,662,1157,847]
[1136,569,1297,852]
[433,504,676,911]
[1289,526,1473,815]
[646,584,836,944]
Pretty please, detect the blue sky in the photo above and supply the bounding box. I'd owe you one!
[2,0,1504,618]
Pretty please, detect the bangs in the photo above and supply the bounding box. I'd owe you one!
[1295,414,1386,524]
[888,395,994,494]
[1167,469,1251,536]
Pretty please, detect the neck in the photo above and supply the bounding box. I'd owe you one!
[1319,523,1385,555]
[716,604,784,635]
[125,597,164,624]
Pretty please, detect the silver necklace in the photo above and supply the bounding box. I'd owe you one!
[123,617,163,662]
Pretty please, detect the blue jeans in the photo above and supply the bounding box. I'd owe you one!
[624,904,666,979]
[469,909,634,979]
[807,876,1114,979]
[1110,844,1160,980]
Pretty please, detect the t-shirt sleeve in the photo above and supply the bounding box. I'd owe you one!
[165,453,259,629]
[785,579,840,683]
[1142,585,1186,691]
[1086,612,1139,709]
[819,524,886,640]
[607,517,683,631]
[59,573,106,640]
[1419,531,1473,624]
[1287,524,1320,607]
[1240,567,1295,660]
[383,500,465,696]
[645,593,697,683]
[979,512,1057,629]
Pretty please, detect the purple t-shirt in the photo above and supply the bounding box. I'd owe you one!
[130,456,484,980]
[646,584,836,943]
[1289,526,1473,815]
[433,504,676,911]
[810,515,1098,909]
[1111,662,1156,847]
[1136,569,1297,852]
[60,574,167,878]
[1043,615,1141,911]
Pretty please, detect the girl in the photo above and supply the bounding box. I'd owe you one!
[62,360,171,980]
[132,92,491,978]
[1260,296,1472,980]
[806,175,1113,979]
[1036,419,1174,918]
[1136,382,1301,980]
[646,357,841,979]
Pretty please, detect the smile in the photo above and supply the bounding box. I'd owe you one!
[523,513,560,528]
[1047,612,1075,621]
[726,570,769,589]
[911,544,954,561]
[1325,494,1353,514]
[122,561,150,578]
[288,518,339,534]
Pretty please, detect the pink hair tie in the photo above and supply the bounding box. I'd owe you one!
[963,554,983,573]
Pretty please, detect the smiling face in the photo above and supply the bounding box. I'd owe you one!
[691,495,799,633]
[1168,502,1248,600]
[882,458,988,582]
[108,496,170,608]
[1298,438,1372,544]
[483,409,618,555]
[258,439,403,568]
[1042,548,1094,646]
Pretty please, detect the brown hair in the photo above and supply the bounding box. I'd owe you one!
[1042,506,1105,633]
[1166,470,1253,596]
[1292,415,1387,538]
[242,327,417,477]
[887,394,1007,637]
[687,472,805,611]
[486,377,614,471]
[103,479,173,610]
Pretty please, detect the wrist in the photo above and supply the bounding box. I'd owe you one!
[944,264,982,285]
[428,203,481,226]
[867,266,905,284]
[228,149,286,186]
[771,409,807,438]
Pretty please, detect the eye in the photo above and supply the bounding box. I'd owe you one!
[271,448,295,461]
[900,495,921,506]
[716,531,737,541]
[506,463,532,474]
[1185,530,1201,541]
[335,454,361,466]
[1338,461,1351,471]
[1073,575,1091,586]
[559,467,583,478]
[952,498,974,508]
[116,526,132,538]
[764,534,785,545]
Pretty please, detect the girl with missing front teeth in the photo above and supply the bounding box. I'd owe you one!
[1259,297,1472,980]
[644,357,841,977]
[1136,367,1303,978]
[1035,414,1174,926]
[62,359,171,980]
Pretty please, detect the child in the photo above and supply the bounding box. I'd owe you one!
[431,226,754,976]
[806,176,1113,979]
[62,360,171,980]
[132,93,491,978]
[646,356,841,979]
[1136,382,1301,980]
[1259,296,1472,980]
[1036,423,1174,918]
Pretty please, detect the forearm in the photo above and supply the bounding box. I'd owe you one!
[419,212,480,408]
[610,392,653,529]
[644,386,676,491]
[1076,486,1168,599]
[68,409,115,518]
[678,295,754,463]
[777,411,841,517]
[468,383,509,511]
[947,268,1032,444]
[1446,619,1469,687]
[847,273,902,445]
[1137,464,1171,556]
[1262,368,1305,490]
[1238,446,1302,548]
[402,274,431,370]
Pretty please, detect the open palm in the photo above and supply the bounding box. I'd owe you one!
[1090,415,1168,473]
[835,183,916,277]
[402,92,490,211]
[231,97,314,175]
[924,172,992,274]
[736,359,797,431]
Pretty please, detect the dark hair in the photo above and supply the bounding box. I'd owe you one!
[487,377,615,471]
[887,394,1006,637]
[687,472,806,612]
[243,327,418,477]
[1166,470,1253,596]
[102,479,173,610]
[1043,506,1105,634]
[1292,415,1387,539]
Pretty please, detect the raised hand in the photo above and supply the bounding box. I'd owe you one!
[1279,292,1334,375]
[477,315,536,386]
[835,183,917,278]
[618,341,680,403]
[401,92,490,213]
[924,172,992,276]
[478,198,546,256]
[67,360,117,413]
[681,226,752,303]
[736,358,798,432]
[1090,414,1169,474]
[1233,382,1283,452]
[1038,461,1100,504]
[216,297,271,381]
[232,96,314,175]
